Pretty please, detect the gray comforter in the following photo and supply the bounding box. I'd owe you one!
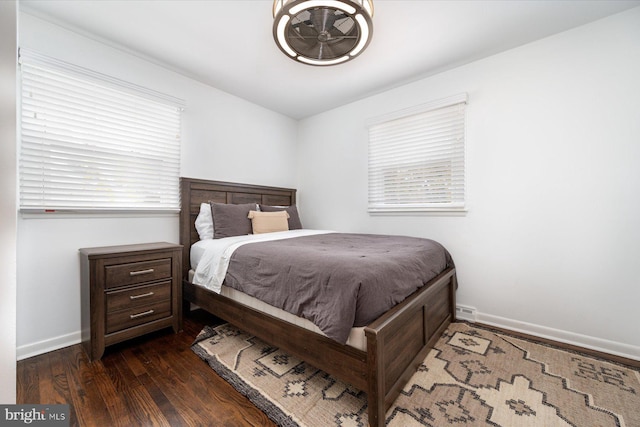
[224,233,453,344]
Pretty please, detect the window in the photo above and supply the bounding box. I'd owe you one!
[367,93,467,214]
[19,50,183,213]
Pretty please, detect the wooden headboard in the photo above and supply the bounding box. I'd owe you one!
[179,177,297,280]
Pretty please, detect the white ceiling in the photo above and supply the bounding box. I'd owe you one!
[20,0,640,119]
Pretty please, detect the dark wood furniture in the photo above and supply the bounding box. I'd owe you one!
[80,242,183,360]
[179,177,457,427]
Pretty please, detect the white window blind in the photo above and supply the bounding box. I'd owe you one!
[368,94,467,214]
[19,50,183,213]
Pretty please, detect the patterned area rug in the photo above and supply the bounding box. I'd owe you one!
[191,322,640,426]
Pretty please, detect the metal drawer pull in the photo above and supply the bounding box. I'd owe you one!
[129,268,154,276]
[129,291,154,300]
[130,309,154,319]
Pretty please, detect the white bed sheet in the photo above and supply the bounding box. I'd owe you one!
[191,229,331,293]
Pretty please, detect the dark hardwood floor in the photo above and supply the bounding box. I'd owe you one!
[17,310,277,427]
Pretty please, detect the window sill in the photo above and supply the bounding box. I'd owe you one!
[20,210,179,219]
[368,208,468,217]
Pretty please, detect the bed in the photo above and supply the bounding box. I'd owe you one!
[179,177,457,426]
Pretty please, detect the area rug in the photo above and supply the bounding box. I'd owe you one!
[191,322,640,426]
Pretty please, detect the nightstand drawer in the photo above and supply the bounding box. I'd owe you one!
[106,300,172,334]
[105,258,171,289]
[106,281,171,313]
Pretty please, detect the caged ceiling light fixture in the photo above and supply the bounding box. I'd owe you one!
[272,0,374,66]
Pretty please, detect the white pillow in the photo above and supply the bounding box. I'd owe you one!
[194,202,214,240]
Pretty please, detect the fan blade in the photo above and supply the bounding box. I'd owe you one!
[329,17,357,38]
[329,14,351,35]
[328,37,358,55]
[288,32,316,53]
[294,21,318,39]
[329,26,344,38]
[310,7,337,34]
[306,41,338,60]
[329,26,358,39]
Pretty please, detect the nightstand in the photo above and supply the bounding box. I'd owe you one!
[79,242,183,360]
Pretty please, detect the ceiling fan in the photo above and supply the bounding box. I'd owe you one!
[273,0,374,66]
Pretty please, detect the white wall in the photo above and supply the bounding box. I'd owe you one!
[17,6,640,362]
[0,0,17,403]
[297,8,640,359]
[16,12,298,359]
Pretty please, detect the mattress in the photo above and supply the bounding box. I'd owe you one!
[189,241,367,351]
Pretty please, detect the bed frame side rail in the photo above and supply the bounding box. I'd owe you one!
[183,279,369,391]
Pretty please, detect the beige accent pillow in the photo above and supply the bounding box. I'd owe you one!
[248,210,290,234]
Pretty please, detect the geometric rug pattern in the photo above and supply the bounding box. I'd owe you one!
[192,322,640,426]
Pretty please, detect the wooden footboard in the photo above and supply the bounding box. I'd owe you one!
[365,266,456,426]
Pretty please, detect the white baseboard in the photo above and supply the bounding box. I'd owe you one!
[17,304,200,360]
[17,309,640,362]
[17,331,81,361]
[456,305,640,362]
